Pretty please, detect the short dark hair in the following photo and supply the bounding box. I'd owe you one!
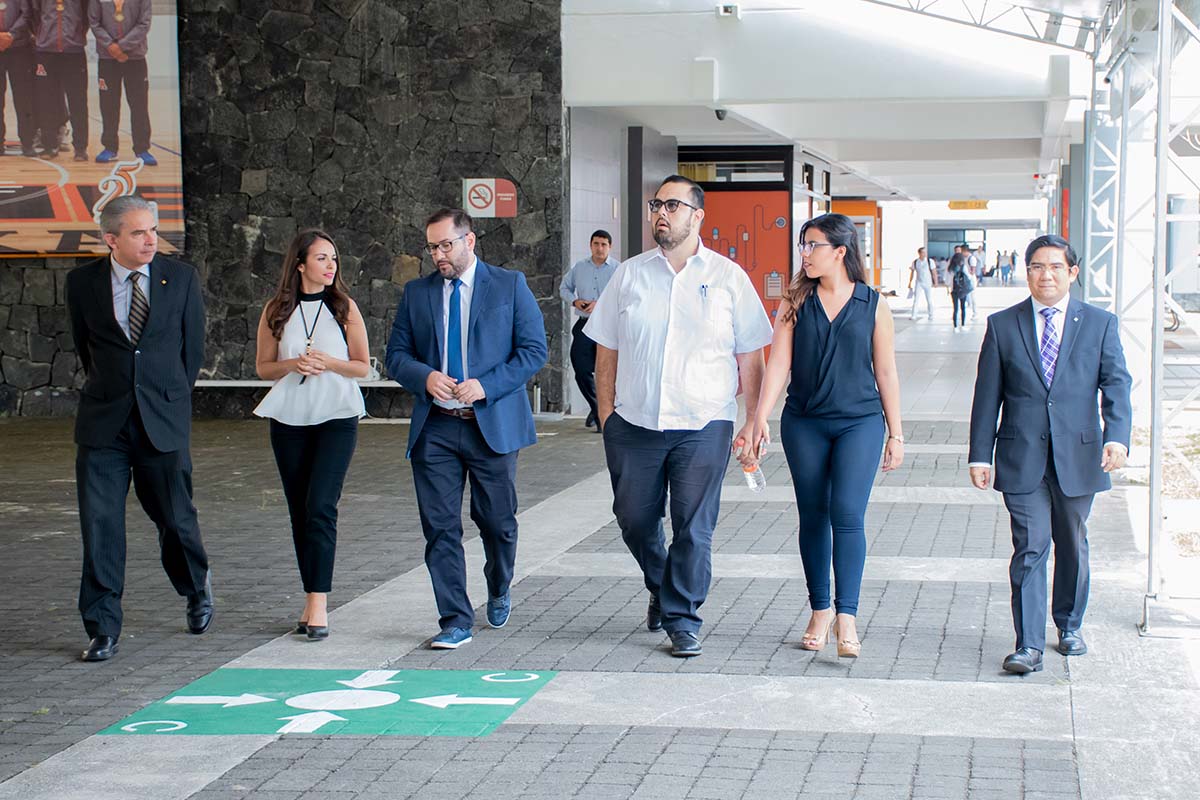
[657,174,704,209]
[1024,234,1077,268]
[590,229,612,244]
[424,208,473,234]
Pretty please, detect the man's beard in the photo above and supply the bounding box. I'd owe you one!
[653,218,692,250]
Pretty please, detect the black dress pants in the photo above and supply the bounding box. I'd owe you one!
[269,416,359,594]
[76,405,208,639]
[98,57,150,153]
[0,47,37,151]
[570,317,598,420]
[34,50,87,153]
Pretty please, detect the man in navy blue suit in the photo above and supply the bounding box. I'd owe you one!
[386,208,547,650]
[969,234,1132,674]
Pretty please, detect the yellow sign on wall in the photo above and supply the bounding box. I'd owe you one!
[948,200,989,210]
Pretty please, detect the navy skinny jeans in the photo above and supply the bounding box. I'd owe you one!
[780,410,885,615]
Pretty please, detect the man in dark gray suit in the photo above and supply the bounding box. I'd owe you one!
[66,195,212,662]
[969,234,1132,674]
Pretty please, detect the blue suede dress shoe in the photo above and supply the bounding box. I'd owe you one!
[431,627,473,649]
[95,148,117,163]
[1057,629,1087,656]
[487,593,511,628]
[1002,647,1043,674]
[136,151,158,166]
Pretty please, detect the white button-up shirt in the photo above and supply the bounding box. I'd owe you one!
[584,242,773,431]
[436,256,476,410]
[1031,293,1071,347]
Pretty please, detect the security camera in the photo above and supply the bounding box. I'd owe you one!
[715,109,728,121]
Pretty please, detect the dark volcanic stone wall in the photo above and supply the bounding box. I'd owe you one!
[0,0,567,418]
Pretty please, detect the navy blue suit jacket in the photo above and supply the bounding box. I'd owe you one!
[66,255,205,452]
[969,297,1132,497]
[386,259,547,457]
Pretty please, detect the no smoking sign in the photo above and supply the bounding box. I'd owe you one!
[462,178,518,218]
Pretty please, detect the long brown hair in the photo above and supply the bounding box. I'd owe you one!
[264,229,351,340]
[781,213,867,325]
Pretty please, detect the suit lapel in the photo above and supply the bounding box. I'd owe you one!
[139,256,166,340]
[1015,299,1044,388]
[91,258,132,347]
[468,260,492,341]
[428,274,445,366]
[1049,298,1085,392]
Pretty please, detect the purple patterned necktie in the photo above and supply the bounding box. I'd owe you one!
[1039,306,1059,386]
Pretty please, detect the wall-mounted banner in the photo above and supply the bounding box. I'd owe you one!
[462,178,518,218]
[0,0,184,256]
[948,200,989,210]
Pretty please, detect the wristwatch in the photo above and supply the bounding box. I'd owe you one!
[888,435,904,443]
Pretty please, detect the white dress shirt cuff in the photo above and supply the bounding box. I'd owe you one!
[967,462,991,468]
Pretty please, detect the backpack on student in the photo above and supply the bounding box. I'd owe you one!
[952,267,970,296]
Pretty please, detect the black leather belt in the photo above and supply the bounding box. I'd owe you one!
[434,405,476,420]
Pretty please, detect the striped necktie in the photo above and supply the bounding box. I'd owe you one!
[1039,306,1059,386]
[128,272,148,345]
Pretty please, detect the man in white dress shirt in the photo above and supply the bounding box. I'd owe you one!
[586,175,773,657]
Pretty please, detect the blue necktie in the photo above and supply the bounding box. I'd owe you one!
[447,278,464,381]
[1039,306,1059,386]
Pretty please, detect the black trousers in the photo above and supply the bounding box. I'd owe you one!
[34,50,87,153]
[269,416,358,594]
[0,47,37,150]
[411,411,519,630]
[570,317,598,420]
[98,57,150,153]
[1002,448,1094,651]
[603,413,733,634]
[76,405,208,639]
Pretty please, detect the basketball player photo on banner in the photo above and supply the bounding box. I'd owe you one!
[0,0,183,255]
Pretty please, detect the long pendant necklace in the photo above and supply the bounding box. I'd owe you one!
[297,299,324,384]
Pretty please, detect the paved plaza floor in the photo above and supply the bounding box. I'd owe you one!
[1,289,1198,799]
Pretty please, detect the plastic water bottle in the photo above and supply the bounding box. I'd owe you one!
[735,437,767,492]
[743,463,767,492]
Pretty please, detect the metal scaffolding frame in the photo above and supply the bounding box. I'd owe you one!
[1084,0,1200,633]
[859,0,1112,51]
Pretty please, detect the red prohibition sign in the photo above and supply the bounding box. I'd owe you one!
[467,183,493,209]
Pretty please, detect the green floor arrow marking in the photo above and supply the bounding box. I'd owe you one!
[102,669,555,737]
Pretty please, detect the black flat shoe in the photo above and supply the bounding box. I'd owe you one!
[669,630,702,657]
[646,593,663,632]
[82,635,119,662]
[294,621,308,635]
[186,570,214,634]
[1057,629,1087,656]
[306,625,329,641]
[1002,647,1043,674]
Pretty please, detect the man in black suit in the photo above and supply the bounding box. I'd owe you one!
[66,194,213,662]
[969,234,1132,674]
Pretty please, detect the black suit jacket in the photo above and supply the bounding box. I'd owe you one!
[969,297,1132,497]
[66,255,205,452]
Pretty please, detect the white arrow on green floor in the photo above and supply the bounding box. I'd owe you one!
[336,670,401,689]
[277,711,345,733]
[409,694,521,709]
[165,693,274,708]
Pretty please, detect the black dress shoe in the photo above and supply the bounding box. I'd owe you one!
[306,624,329,641]
[1057,629,1087,656]
[294,621,308,635]
[646,593,663,632]
[1002,647,1043,674]
[585,411,597,428]
[82,635,119,662]
[669,630,702,657]
[186,570,214,634]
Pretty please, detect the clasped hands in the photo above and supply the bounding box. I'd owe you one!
[295,349,330,377]
[572,299,595,314]
[107,42,129,62]
[426,371,486,404]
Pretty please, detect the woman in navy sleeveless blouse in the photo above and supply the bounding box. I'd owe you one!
[740,214,904,658]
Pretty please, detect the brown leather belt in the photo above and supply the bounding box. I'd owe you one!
[433,405,476,420]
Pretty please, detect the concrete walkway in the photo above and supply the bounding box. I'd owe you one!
[1,288,1198,800]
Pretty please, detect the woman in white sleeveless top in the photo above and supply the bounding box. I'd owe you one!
[253,230,369,641]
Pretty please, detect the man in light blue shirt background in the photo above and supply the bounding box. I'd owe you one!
[559,229,618,430]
